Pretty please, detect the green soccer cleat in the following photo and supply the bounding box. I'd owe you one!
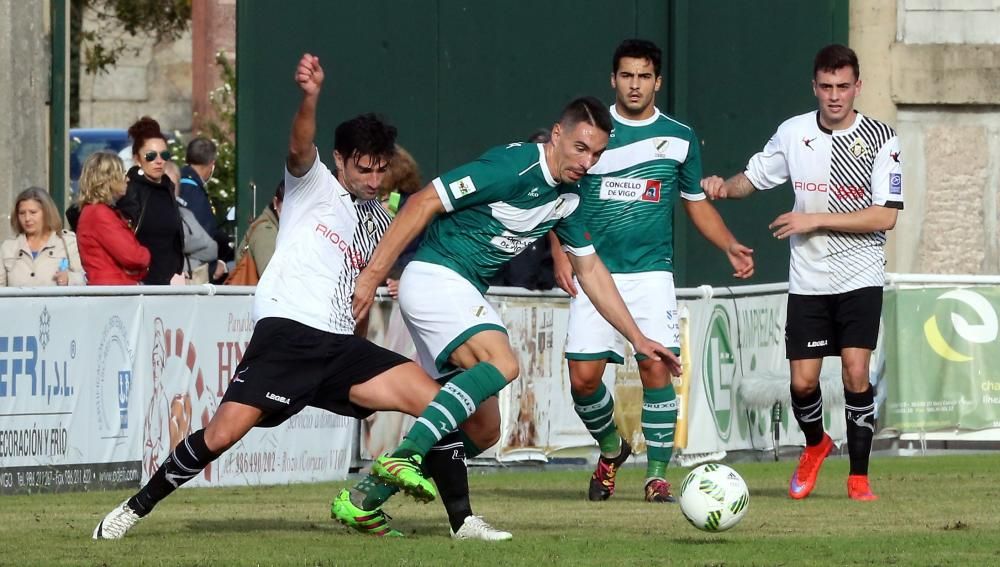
[372,454,438,503]
[331,489,403,537]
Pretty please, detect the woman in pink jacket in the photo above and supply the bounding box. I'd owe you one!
[76,152,151,285]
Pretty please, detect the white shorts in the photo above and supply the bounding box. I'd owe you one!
[398,261,507,376]
[565,271,679,364]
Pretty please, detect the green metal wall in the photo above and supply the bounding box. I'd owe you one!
[236,0,847,286]
[670,0,849,287]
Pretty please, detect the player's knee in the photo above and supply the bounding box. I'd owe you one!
[489,355,520,382]
[569,374,601,397]
[841,362,869,390]
[790,381,818,399]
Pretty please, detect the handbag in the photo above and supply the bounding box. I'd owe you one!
[224,220,264,285]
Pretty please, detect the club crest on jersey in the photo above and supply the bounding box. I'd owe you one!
[600,176,661,203]
[848,137,869,159]
[653,137,671,158]
[363,212,376,234]
[449,176,477,199]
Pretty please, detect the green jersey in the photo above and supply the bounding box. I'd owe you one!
[415,142,594,293]
[575,106,705,273]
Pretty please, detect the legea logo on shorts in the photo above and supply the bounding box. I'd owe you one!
[923,289,998,363]
[702,305,736,441]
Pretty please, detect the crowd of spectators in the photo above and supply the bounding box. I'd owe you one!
[4,121,554,291]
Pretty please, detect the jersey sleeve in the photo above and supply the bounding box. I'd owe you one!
[679,128,706,201]
[553,193,595,256]
[744,128,790,191]
[283,146,333,201]
[871,135,903,210]
[431,148,517,213]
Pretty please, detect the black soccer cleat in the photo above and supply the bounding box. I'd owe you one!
[588,437,632,501]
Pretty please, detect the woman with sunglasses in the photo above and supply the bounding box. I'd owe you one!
[118,116,185,285]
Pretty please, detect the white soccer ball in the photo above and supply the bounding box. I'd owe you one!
[678,463,750,532]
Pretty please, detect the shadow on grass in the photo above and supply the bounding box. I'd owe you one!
[186,519,333,533]
[672,536,735,545]
[748,486,843,500]
[487,487,587,501]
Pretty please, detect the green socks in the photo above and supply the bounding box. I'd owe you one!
[393,362,508,458]
[642,385,677,480]
[572,382,621,456]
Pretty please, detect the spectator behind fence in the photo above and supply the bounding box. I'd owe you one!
[488,128,556,290]
[180,137,234,263]
[1,187,86,286]
[117,116,185,285]
[166,161,226,284]
[232,179,283,280]
[380,145,423,298]
[76,152,151,285]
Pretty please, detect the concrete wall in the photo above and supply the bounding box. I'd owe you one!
[0,1,51,241]
[854,0,1000,275]
[76,0,236,136]
[77,9,193,133]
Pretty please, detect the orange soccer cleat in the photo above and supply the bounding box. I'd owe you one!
[788,433,833,499]
[847,474,879,501]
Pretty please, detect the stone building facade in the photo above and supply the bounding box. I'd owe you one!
[76,0,235,135]
[853,0,1000,275]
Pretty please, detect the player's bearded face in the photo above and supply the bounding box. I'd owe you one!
[612,56,661,117]
[813,66,861,129]
[551,122,608,183]
[335,151,389,201]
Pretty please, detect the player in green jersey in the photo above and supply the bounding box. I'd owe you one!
[551,39,755,503]
[334,97,681,540]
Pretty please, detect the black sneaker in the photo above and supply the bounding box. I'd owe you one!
[588,438,632,501]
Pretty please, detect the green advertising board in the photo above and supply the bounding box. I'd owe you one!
[884,287,1000,431]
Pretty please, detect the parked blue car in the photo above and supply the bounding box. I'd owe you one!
[69,128,130,195]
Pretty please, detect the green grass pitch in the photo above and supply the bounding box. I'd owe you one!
[5,453,999,566]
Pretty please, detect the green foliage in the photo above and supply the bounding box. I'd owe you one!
[73,0,192,75]
[4,454,1000,566]
[166,52,236,226]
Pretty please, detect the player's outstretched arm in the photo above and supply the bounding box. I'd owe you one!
[287,53,323,177]
[683,199,754,279]
[769,206,898,239]
[700,172,756,200]
[569,253,681,375]
[547,230,577,297]
[352,185,445,321]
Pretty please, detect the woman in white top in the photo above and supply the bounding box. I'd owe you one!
[0,186,86,286]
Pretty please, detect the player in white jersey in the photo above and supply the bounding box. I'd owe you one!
[551,39,755,504]
[701,45,903,502]
[94,53,445,540]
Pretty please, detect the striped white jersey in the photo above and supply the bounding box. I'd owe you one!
[254,149,391,334]
[745,111,903,295]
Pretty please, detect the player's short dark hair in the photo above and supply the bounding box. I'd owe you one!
[813,44,860,80]
[185,137,217,165]
[334,113,398,168]
[559,97,613,135]
[613,39,662,77]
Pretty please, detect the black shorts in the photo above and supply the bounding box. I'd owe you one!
[221,317,410,427]
[785,286,883,360]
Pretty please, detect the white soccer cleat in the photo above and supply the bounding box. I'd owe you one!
[92,500,141,540]
[450,515,512,541]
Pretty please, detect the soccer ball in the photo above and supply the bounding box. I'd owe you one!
[678,463,750,532]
